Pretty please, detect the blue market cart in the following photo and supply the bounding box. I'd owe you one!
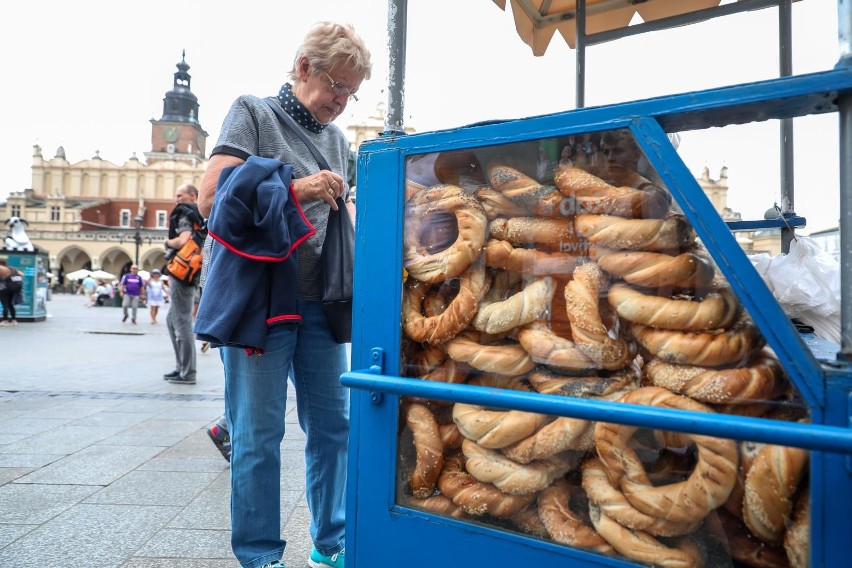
[342,2,852,567]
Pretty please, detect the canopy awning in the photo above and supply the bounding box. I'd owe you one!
[492,0,726,55]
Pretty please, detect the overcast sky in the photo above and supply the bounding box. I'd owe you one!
[0,0,841,232]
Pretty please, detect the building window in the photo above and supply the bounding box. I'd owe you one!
[11,205,21,217]
[120,209,131,227]
[156,210,168,229]
[50,206,61,221]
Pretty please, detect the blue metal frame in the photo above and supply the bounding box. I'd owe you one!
[345,67,852,567]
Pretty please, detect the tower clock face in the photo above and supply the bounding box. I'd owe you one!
[164,126,179,143]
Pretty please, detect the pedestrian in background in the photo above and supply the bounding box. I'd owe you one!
[164,183,201,385]
[119,265,145,324]
[0,259,22,326]
[79,274,97,304]
[146,269,169,324]
[196,21,370,568]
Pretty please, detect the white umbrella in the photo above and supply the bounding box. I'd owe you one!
[90,269,116,280]
[65,269,93,281]
[138,270,151,281]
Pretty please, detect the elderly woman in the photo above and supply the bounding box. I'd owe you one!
[197,21,371,568]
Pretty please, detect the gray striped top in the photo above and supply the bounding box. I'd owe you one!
[210,94,351,301]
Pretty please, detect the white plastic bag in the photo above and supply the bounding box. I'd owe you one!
[748,236,841,343]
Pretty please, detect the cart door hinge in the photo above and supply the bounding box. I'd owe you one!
[369,348,384,405]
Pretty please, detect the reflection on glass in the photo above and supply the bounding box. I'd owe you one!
[395,128,810,567]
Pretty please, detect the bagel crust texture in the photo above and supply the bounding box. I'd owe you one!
[644,356,787,405]
[404,184,488,284]
[608,283,740,331]
[437,453,533,517]
[402,403,444,498]
[537,478,614,554]
[630,321,764,367]
[594,387,738,526]
[597,250,715,290]
[402,261,488,345]
[575,214,695,251]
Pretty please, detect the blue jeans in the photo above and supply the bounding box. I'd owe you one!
[223,300,349,568]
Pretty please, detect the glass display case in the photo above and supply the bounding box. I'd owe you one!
[342,68,852,568]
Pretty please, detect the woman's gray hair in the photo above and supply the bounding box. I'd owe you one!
[290,21,372,83]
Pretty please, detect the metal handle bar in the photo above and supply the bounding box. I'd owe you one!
[342,369,852,455]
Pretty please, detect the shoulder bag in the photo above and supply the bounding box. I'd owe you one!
[266,97,354,344]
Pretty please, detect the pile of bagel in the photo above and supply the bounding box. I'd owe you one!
[398,158,810,568]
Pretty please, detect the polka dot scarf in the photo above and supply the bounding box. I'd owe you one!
[277,83,325,134]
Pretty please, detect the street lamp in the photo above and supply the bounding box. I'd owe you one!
[133,215,143,266]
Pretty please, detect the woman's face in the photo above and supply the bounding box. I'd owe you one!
[295,58,364,124]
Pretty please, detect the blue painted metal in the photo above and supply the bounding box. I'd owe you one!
[725,215,807,231]
[346,66,852,567]
[341,371,852,454]
[630,116,824,407]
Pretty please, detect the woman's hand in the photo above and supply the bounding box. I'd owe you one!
[292,170,346,211]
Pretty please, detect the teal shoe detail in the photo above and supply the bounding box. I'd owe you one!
[308,546,344,568]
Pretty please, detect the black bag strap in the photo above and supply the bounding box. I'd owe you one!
[265,97,331,171]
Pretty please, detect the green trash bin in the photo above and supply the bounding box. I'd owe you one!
[113,293,122,307]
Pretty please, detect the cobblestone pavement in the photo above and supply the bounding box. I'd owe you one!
[0,293,312,567]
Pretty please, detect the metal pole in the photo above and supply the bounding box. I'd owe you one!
[778,0,795,253]
[575,0,586,108]
[838,0,852,360]
[385,0,407,135]
[133,216,143,266]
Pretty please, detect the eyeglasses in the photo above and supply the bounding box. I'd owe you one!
[323,71,358,102]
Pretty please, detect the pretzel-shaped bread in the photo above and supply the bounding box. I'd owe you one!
[644,356,787,405]
[564,263,638,370]
[630,321,764,367]
[517,321,599,372]
[446,332,535,376]
[403,261,488,344]
[594,387,738,526]
[597,250,715,291]
[474,186,533,219]
[609,283,740,331]
[402,403,445,498]
[537,478,615,554]
[404,184,488,284]
[575,214,695,251]
[743,439,809,545]
[589,503,704,567]
[483,238,581,276]
[487,163,566,217]
[461,439,579,495]
[452,402,551,449]
[489,217,582,249]
[554,165,671,219]
[437,453,533,517]
[473,276,555,334]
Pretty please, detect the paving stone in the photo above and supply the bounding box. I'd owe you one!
[1,423,128,455]
[0,502,180,568]
[85,469,220,506]
[15,444,164,485]
[2,416,71,436]
[167,470,232,530]
[0,453,63,468]
[0,483,98,524]
[0,524,35,551]
[134,527,234,559]
[0,466,34,485]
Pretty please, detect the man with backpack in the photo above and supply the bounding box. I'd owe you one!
[0,258,22,326]
[163,183,205,385]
